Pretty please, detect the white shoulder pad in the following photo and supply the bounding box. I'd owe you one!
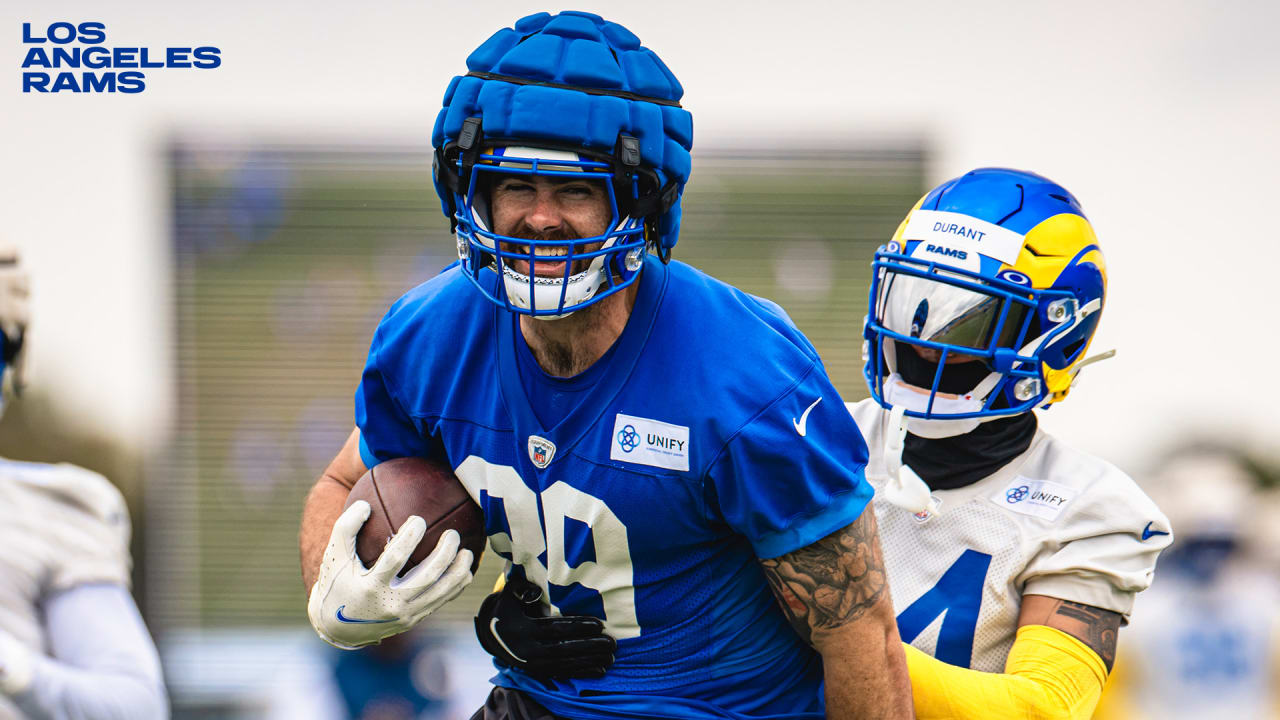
[0,459,133,590]
[4,460,128,526]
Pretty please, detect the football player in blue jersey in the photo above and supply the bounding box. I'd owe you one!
[475,168,1172,720]
[298,11,913,720]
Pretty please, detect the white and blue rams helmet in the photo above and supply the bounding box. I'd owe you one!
[864,168,1108,426]
[431,11,693,317]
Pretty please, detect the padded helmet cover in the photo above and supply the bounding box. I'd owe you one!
[431,11,694,251]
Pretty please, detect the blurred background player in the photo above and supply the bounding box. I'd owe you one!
[478,167,1172,719]
[299,11,913,720]
[1095,447,1280,720]
[266,628,460,720]
[0,248,168,720]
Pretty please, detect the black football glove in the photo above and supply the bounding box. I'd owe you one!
[474,577,617,680]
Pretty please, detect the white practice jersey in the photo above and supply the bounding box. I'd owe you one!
[0,458,132,656]
[848,399,1171,672]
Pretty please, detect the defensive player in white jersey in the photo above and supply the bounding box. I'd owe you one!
[477,168,1171,719]
[0,250,168,720]
[856,167,1171,718]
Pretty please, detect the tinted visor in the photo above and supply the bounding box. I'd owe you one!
[876,269,1030,352]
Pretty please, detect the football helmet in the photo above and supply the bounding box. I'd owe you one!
[431,12,693,317]
[864,168,1108,426]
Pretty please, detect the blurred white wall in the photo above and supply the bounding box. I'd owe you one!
[2,0,1276,468]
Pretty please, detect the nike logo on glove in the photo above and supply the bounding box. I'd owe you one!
[1141,521,1170,541]
[792,397,822,437]
[335,605,394,624]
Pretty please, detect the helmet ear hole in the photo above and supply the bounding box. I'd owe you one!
[1042,311,1100,370]
[1060,338,1086,364]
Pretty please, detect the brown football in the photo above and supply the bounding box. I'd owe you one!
[344,457,485,575]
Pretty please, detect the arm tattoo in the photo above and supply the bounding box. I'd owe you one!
[758,507,888,646]
[1041,599,1121,671]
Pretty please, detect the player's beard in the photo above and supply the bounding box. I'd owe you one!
[520,282,619,376]
[499,222,629,376]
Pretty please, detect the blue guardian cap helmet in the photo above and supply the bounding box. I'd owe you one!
[431,11,694,317]
[863,168,1110,423]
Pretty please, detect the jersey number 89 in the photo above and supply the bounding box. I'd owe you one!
[455,455,641,639]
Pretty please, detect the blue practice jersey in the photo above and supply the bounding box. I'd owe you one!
[355,256,873,720]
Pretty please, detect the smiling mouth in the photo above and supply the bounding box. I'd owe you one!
[502,243,595,278]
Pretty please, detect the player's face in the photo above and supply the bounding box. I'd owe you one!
[490,175,612,278]
[900,343,988,397]
[911,344,983,365]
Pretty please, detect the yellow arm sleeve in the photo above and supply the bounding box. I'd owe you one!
[904,624,1109,720]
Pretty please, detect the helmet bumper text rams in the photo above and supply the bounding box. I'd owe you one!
[431,12,693,317]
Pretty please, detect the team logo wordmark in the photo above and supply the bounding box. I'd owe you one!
[925,244,968,260]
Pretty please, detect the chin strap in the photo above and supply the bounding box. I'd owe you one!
[882,405,940,516]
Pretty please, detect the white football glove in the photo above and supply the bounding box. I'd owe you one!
[307,500,475,650]
[0,628,34,697]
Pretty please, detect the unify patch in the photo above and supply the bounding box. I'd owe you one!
[610,413,690,472]
[991,477,1075,521]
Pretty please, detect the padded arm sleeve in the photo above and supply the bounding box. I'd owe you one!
[904,624,1107,720]
[10,584,168,720]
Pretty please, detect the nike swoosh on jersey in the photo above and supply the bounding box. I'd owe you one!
[335,605,394,624]
[792,397,823,437]
[1141,521,1170,541]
